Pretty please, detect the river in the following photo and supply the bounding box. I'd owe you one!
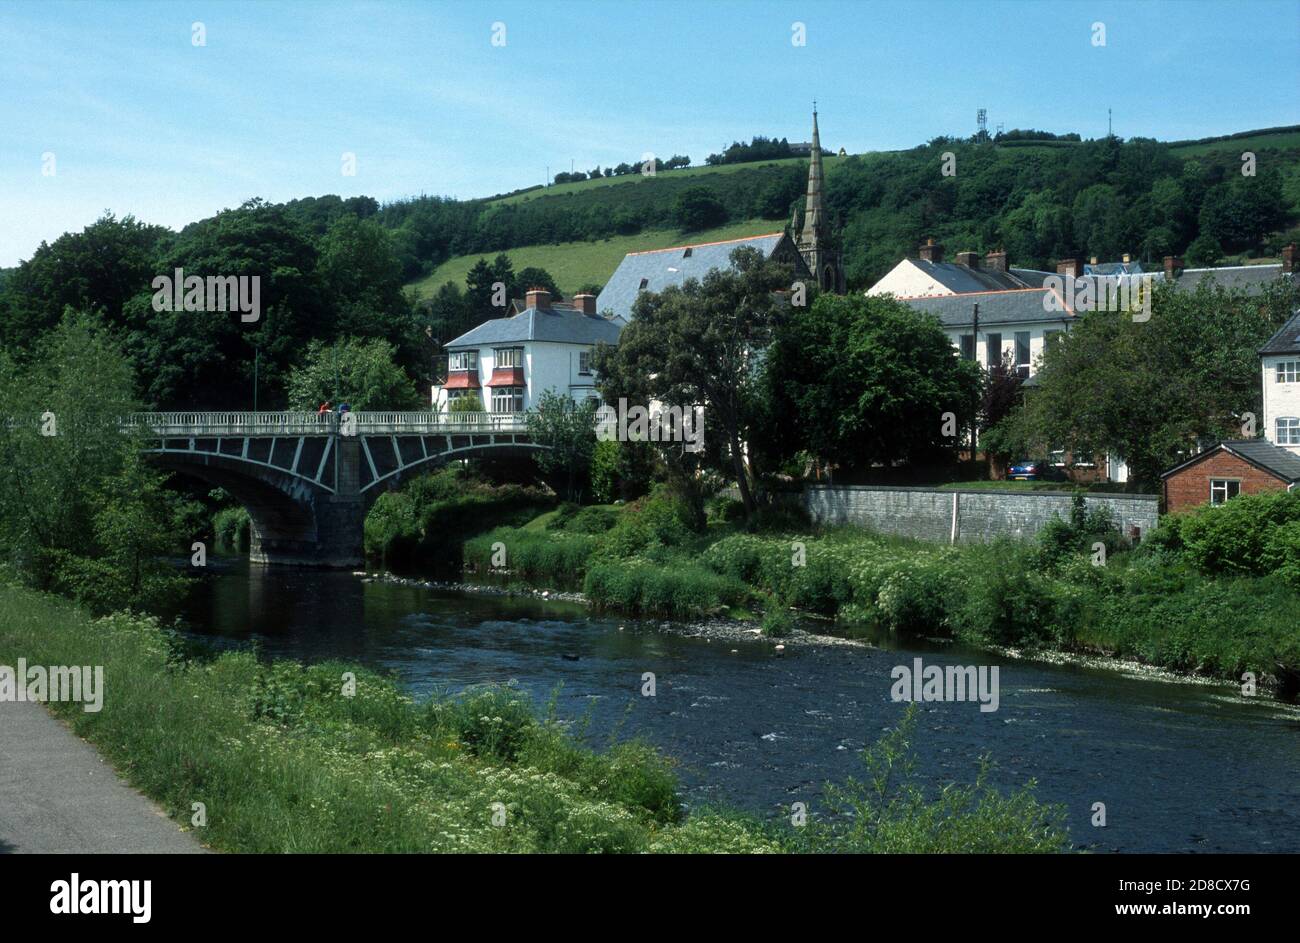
[174,555,1300,853]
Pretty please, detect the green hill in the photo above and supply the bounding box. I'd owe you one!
[408,218,785,299]
[390,126,1300,299]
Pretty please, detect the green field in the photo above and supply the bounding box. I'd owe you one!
[407,217,785,299]
[490,155,852,207]
[1168,129,1300,157]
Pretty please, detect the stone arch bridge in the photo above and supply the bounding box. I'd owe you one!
[126,412,543,567]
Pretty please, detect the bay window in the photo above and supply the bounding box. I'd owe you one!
[492,386,524,413]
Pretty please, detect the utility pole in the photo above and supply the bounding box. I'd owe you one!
[253,346,259,413]
[971,302,980,464]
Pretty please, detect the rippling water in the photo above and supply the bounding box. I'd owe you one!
[175,557,1300,853]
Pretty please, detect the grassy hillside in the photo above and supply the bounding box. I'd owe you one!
[408,217,784,299]
[491,155,851,207]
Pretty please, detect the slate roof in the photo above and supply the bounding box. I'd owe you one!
[446,304,623,349]
[1162,439,1300,483]
[1171,263,1286,295]
[896,288,1075,328]
[1085,260,1148,276]
[900,259,1052,293]
[596,233,790,321]
[1260,309,1300,356]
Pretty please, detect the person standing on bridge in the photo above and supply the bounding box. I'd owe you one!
[317,401,332,415]
[338,402,350,416]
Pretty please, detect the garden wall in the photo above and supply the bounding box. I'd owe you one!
[802,485,1159,544]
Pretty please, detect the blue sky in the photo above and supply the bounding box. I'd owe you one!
[1,0,1297,266]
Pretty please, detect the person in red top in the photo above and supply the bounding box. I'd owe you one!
[317,401,332,415]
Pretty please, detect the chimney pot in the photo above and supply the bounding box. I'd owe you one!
[573,293,597,315]
[955,250,980,269]
[1163,255,1184,279]
[918,239,944,263]
[526,287,552,311]
[1282,243,1297,274]
[981,250,1008,273]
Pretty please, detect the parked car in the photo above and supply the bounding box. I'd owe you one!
[1007,459,1069,482]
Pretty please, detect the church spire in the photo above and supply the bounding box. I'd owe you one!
[799,104,825,248]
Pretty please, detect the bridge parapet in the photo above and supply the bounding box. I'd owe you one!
[123,410,532,437]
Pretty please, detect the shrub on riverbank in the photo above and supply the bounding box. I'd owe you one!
[364,466,554,567]
[0,580,1071,854]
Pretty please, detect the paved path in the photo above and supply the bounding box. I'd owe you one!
[0,701,205,853]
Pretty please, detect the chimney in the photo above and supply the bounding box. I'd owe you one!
[525,287,552,311]
[981,249,1008,273]
[573,293,597,315]
[1282,243,1297,274]
[1055,258,1084,279]
[1122,252,1131,264]
[955,250,980,269]
[1089,256,1098,265]
[1163,255,1184,279]
[918,238,943,263]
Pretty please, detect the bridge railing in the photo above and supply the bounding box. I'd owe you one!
[123,411,534,437]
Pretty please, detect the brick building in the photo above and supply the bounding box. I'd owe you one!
[1161,439,1300,513]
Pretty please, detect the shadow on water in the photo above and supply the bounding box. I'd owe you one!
[170,554,1300,854]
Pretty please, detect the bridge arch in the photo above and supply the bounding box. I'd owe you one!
[130,412,550,566]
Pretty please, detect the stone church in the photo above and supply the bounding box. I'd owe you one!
[790,107,846,293]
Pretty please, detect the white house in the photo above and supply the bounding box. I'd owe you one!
[1261,308,1300,456]
[432,289,622,413]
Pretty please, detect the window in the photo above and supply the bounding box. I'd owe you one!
[638,278,649,290]
[1043,329,1063,352]
[1210,479,1241,505]
[578,350,592,376]
[985,333,1002,368]
[448,350,477,372]
[1277,417,1300,445]
[1015,331,1031,377]
[683,248,692,258]
[1277,361,1300,383]
[494,347,523,368]
[959,334,975,361]
[492,386,524,413]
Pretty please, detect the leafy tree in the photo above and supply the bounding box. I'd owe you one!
[0,213,171,350]
[285,337,422,411]
[513,266,562,300]
[0,313,190,610]
[527,390,598,502]
[1001,279,1300,489]
[594,246,792,519]
[674,187,728,232]
[762,293,981,475]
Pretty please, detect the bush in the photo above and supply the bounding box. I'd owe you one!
[1263,519,1300,589]
[1178,490,1300,577]
[213,506,251,550]
[583,559,748,619]
[761,606,794,638]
